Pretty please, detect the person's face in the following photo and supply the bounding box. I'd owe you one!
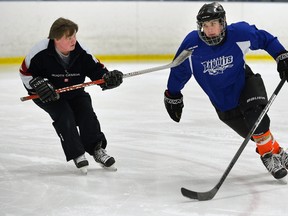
[202,19,222,38]
[54,31,77,55]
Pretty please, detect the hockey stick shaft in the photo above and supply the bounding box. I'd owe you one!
[20,79,105,101]
[181,77,286,201]
[20,48,194,102]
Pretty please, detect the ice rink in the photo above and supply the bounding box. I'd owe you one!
[1,61,288,216]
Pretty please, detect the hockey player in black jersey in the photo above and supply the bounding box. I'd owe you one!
[20,18,122,174]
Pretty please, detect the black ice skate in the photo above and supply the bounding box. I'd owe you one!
[279,148,288,169]
[93,147,117,171]
[261,151,287,181]
[73,154,89,175]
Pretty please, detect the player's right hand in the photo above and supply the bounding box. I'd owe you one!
[164,90,184,122]
[29,76,60,103]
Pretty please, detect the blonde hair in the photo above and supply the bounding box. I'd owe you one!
[48,17,78,40]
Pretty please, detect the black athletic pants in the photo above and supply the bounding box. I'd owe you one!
[216,65,270,139]
[34,91,106,161]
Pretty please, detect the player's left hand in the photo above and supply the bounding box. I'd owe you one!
[100,70,123,90]
[276,50,288,81]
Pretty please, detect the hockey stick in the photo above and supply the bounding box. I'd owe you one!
[181,77,286,201]
[20,47,195,102]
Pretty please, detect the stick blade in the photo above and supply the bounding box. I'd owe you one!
[171,47,195,66]
[174,49,192,64]
[181,187,199,200]
[181,187,218,201]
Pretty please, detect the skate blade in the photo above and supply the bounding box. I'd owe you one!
[100,164,117,172]
[79,166,88,175]
[277,176,287,184]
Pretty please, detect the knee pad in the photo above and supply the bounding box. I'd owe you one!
[244,105,270,135]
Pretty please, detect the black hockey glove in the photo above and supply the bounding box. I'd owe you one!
[100,70,123,90]
[29,76,60,103]
[164,90,184,122]
[276,50,288,81]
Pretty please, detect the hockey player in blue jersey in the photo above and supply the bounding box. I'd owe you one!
[164,2,288,180]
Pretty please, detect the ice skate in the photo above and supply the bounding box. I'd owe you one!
[73,154,89,175]
[93,147,117,171]
[279,148,288,169]
[261,151,287,182]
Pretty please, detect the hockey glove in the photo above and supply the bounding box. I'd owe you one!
[29,76,60,103]
[164,90,184,122]
[100,70,123,90]
[276,50,288,81]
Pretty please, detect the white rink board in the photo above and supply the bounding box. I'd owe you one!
[1,1,288,57]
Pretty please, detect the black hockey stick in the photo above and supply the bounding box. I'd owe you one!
[181,77,286,201]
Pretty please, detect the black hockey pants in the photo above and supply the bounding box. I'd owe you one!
[216,65,270,139]
[34,92,107,161]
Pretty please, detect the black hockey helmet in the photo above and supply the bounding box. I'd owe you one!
[196,2,226,46]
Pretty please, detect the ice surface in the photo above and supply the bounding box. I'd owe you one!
[1,62,288,216]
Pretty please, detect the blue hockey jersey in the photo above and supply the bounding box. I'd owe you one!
[167,21,285,112]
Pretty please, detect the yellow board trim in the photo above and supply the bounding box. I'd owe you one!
[0,54,274,65]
